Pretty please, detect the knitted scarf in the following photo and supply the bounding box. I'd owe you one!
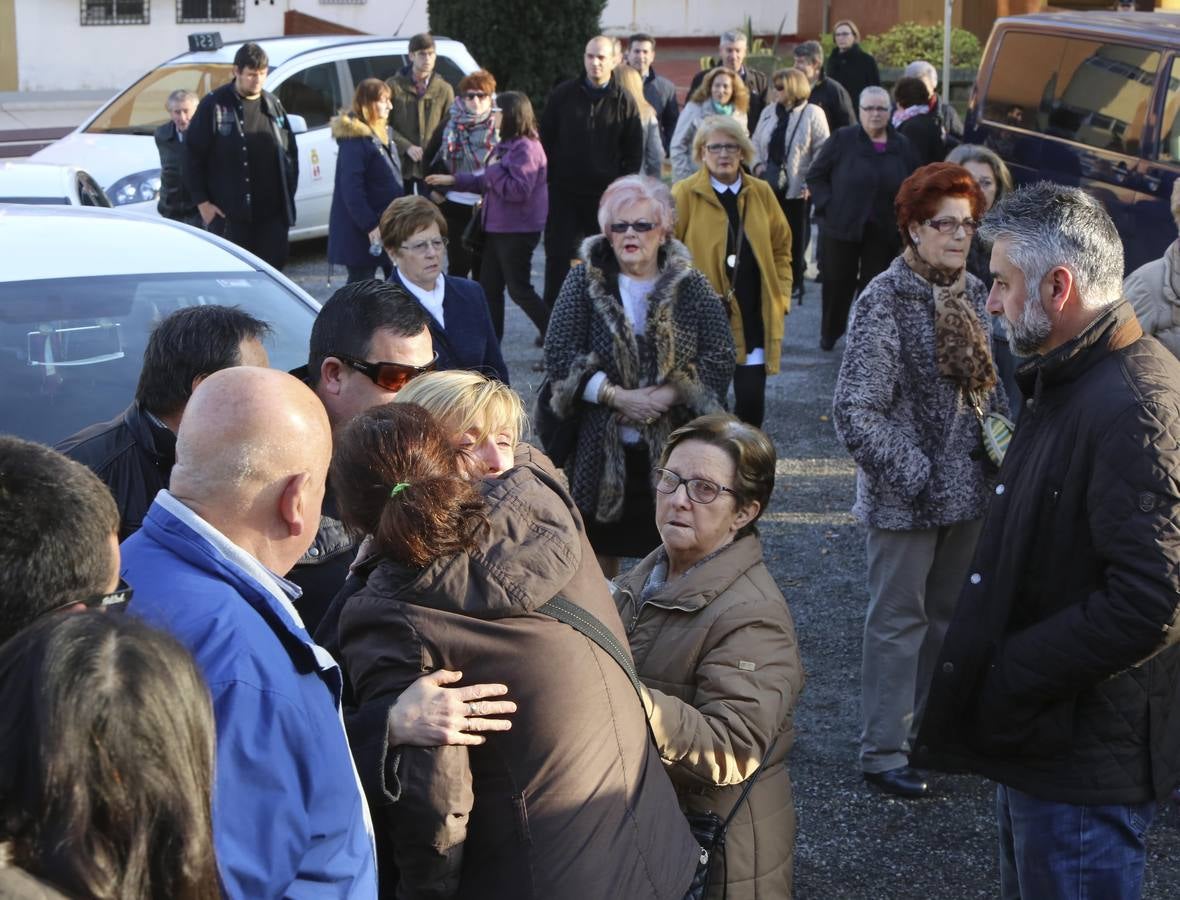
[891,104,928,128]
[902,246,996,394]
[440,97,498,175]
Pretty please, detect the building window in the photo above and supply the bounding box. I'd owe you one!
[80,0,149,25]
[177,0,245,23]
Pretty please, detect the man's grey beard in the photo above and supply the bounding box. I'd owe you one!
[1007,287,1053,357]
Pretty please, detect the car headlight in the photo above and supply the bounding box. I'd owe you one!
[108,169,162,206]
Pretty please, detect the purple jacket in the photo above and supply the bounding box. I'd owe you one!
[453,136,547,233]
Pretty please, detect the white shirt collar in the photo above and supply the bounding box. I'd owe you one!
[399,272,446,327]
[710,174,742,194]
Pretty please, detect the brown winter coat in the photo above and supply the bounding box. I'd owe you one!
[387,71,454,181]
[338,454,700,900]
[672,166,793,372]
[614,535,805,900]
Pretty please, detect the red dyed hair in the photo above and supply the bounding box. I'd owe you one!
[894,162,986,250]
[457,69,496,96]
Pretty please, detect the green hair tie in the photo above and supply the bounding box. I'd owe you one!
[389,482,411,498]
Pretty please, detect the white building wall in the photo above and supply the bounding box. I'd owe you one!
[15,0,797,91]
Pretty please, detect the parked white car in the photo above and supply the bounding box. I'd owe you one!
[0,203,321,445]
[0,162,112,207]
[30,35,479,240]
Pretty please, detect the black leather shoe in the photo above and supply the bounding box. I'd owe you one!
[864,766,930,798]
[819,336,835,351]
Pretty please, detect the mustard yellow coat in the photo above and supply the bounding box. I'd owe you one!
[672,167,793,373]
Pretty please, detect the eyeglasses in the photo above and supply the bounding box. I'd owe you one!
[860,105,890,113]
[774,82,785,91]
[335,351,438,392]
[463,91,489,100]
[922,216,981,235]
[39,578,134,620]
[704,142,742,155]
[608,220,657,234]
[652,467,738,504]
[400,237,448,255]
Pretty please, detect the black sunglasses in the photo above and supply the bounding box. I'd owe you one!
[40,578,133,620]
[608,221,657,234]
[335,351,438,392]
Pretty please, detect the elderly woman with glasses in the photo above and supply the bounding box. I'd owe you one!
[807,85,920,351]
[543,174,735,576]
[832,163,1007,800]
[613,413,804,900]
[672,115,792,429]
[381,194,508,383]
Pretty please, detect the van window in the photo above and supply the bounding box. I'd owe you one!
[349,55,407,85]
[1160,57,1180,163]
[275,61,343,130]
[983,31,1159,155]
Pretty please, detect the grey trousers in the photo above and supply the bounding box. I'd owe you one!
[860,520,982,773]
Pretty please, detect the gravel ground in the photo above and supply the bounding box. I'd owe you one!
[287,238,1180,899]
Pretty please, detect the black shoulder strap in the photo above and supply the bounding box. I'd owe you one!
[537,595,644,697]
[537,593,777,829]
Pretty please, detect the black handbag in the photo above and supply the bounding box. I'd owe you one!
[538,595,776,900]
[460,200,486,254]
[532,375,579,467]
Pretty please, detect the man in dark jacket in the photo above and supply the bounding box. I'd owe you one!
[793,41,854,133]
[627,32,679,153]
[688,29,768,135]
[915,182,1180,898]
[540,35,643,309]
[155,89,200,226]
[185,42,299,269]
[56,305,270,542]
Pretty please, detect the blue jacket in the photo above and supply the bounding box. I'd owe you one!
[122,493,377,900]
[328,114,404,268]
[389,269,509,384]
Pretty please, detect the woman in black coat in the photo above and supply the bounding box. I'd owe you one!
[892,77,946,167]
[826,20,880,107]
[328,78,404,283]
[807,86,920,350]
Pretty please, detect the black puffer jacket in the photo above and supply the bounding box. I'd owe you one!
[540,75,643,196]
[915,303,1180,804]
[55,403,175,541]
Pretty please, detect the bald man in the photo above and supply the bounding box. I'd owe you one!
[539,34,643,308]
[121,367,378,900]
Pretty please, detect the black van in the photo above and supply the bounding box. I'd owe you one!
[965,11,1180,272]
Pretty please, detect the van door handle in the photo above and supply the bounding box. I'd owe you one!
[1111,160,1130,184]
[1145,173,1161,193]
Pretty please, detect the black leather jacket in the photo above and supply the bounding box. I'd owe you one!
[56,403,177,541]
[154,121,200,223]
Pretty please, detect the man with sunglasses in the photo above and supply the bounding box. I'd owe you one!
[288,278,435,634]
[0,437,124,645]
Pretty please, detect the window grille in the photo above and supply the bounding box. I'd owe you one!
[80,0,149,26]
[176,0,245,24]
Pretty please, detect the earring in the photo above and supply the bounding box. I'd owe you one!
[911,232,921,245]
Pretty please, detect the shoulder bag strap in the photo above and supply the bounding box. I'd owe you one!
[536,593,779,830]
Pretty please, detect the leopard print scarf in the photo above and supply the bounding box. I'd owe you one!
[903,246,996,394]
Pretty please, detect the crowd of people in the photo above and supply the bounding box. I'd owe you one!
[3,19,1180,900]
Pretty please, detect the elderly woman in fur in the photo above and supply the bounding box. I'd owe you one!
[543,175,735,576]
[832,163,1006,800]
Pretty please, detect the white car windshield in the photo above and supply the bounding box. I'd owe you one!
[85,64,235,136]
[0,271,316,444]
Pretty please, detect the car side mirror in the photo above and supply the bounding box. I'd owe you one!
[287,114,308,135]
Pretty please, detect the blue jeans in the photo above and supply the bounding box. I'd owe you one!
[996,784,1155,900]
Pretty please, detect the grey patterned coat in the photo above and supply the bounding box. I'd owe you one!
[544,236,735,524]
[832,255,1007,531]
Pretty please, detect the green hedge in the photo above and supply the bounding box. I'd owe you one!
[821,23,983,69]
[427,0,607,112]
